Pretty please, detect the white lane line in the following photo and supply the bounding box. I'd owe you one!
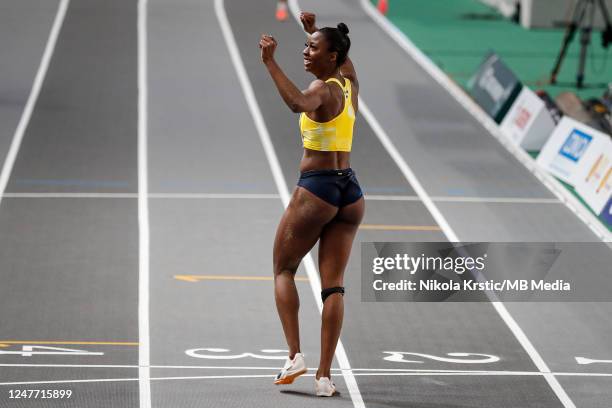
[368,195,561,204]
[432,196,560,204]
[3,370,612,387]
[0,192,562,204]
[148,193,279,199]
[0,193,277,199]
[0,378,139,386]
[3,363,612,377]
[137,0,151,407]
[2,193,138,198]
[0,0,69,209]
[358,1,578,407]
[215,1,364,407]
[359,0,610,243]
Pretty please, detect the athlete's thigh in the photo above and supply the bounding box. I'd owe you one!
[318,197,365,287]
[273,187,338,272]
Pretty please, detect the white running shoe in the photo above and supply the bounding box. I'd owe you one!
[315,376,336,397]
[274,353,307,385]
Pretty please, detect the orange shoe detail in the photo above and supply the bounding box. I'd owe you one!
[274,367,307,385]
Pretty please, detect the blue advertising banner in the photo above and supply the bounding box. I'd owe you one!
[600,197,612,228]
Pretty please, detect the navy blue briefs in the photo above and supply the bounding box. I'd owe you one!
[297,168,363,207]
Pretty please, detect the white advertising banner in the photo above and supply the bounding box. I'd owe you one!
[536,117,610,186]
[575,138,612,215]
[500,87,555,150]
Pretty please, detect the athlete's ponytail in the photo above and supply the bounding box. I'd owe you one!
[319,23,351,67]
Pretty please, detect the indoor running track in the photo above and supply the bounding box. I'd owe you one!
[0,1,610,407]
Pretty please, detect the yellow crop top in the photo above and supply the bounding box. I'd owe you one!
[299,77,355,152]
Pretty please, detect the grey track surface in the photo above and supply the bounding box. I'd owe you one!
[1,0,610,407]
[0,0,59,159]
[435,201,602,241]
[147,0,276,194]
[0,381,139,408]
[6,0,138,194]
[0,0,139,406]
[146,1,342,407]
[296,0,612,406]
[224,0,576,407]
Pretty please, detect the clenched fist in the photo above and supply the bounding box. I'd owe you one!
[300,12,317,34]
[259,34,277,64]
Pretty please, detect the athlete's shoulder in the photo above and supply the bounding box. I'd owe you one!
[307,79,332,98]
[307,78,327,90]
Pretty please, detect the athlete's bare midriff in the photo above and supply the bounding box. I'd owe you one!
[299,148,351,172]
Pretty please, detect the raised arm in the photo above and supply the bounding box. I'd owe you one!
[300,12,358,90]
[259,34,328,113]
[339,57,358,91]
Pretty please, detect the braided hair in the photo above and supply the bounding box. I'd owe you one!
[318,23,351,67]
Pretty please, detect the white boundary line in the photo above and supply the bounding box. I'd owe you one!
[2,369,612,387]
[367,195,562,204]
[0,0,69,209]
[137,0,151,407]
[0,191,562,203]
[355,1,578,407]
[359,0,611,243]
[214,1,364,406]
[148,193,279,199]
[2,363,612,376]
[1,192,564,204]
[2,192,138,198]
[428,196,560,204]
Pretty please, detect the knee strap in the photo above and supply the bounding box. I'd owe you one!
[321,286,344,303]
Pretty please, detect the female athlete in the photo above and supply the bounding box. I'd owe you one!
[259,11,364,396]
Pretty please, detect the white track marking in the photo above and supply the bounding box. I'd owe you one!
[359,0,611,243]
[430,196,560,204]
[0,193,278,199]
[3,370,612,387]
[576,357,612,365]
[367,195,561,204]
[0,192,562,203]
[148,193,279,199]
[0,378,139,386]
[383,351,500,364]
[2,193,138,198]
[214,1,364,407]
[0,363,603,375]
[356,1,579,407]
[137,0,151,407]
[0,0,69,209]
